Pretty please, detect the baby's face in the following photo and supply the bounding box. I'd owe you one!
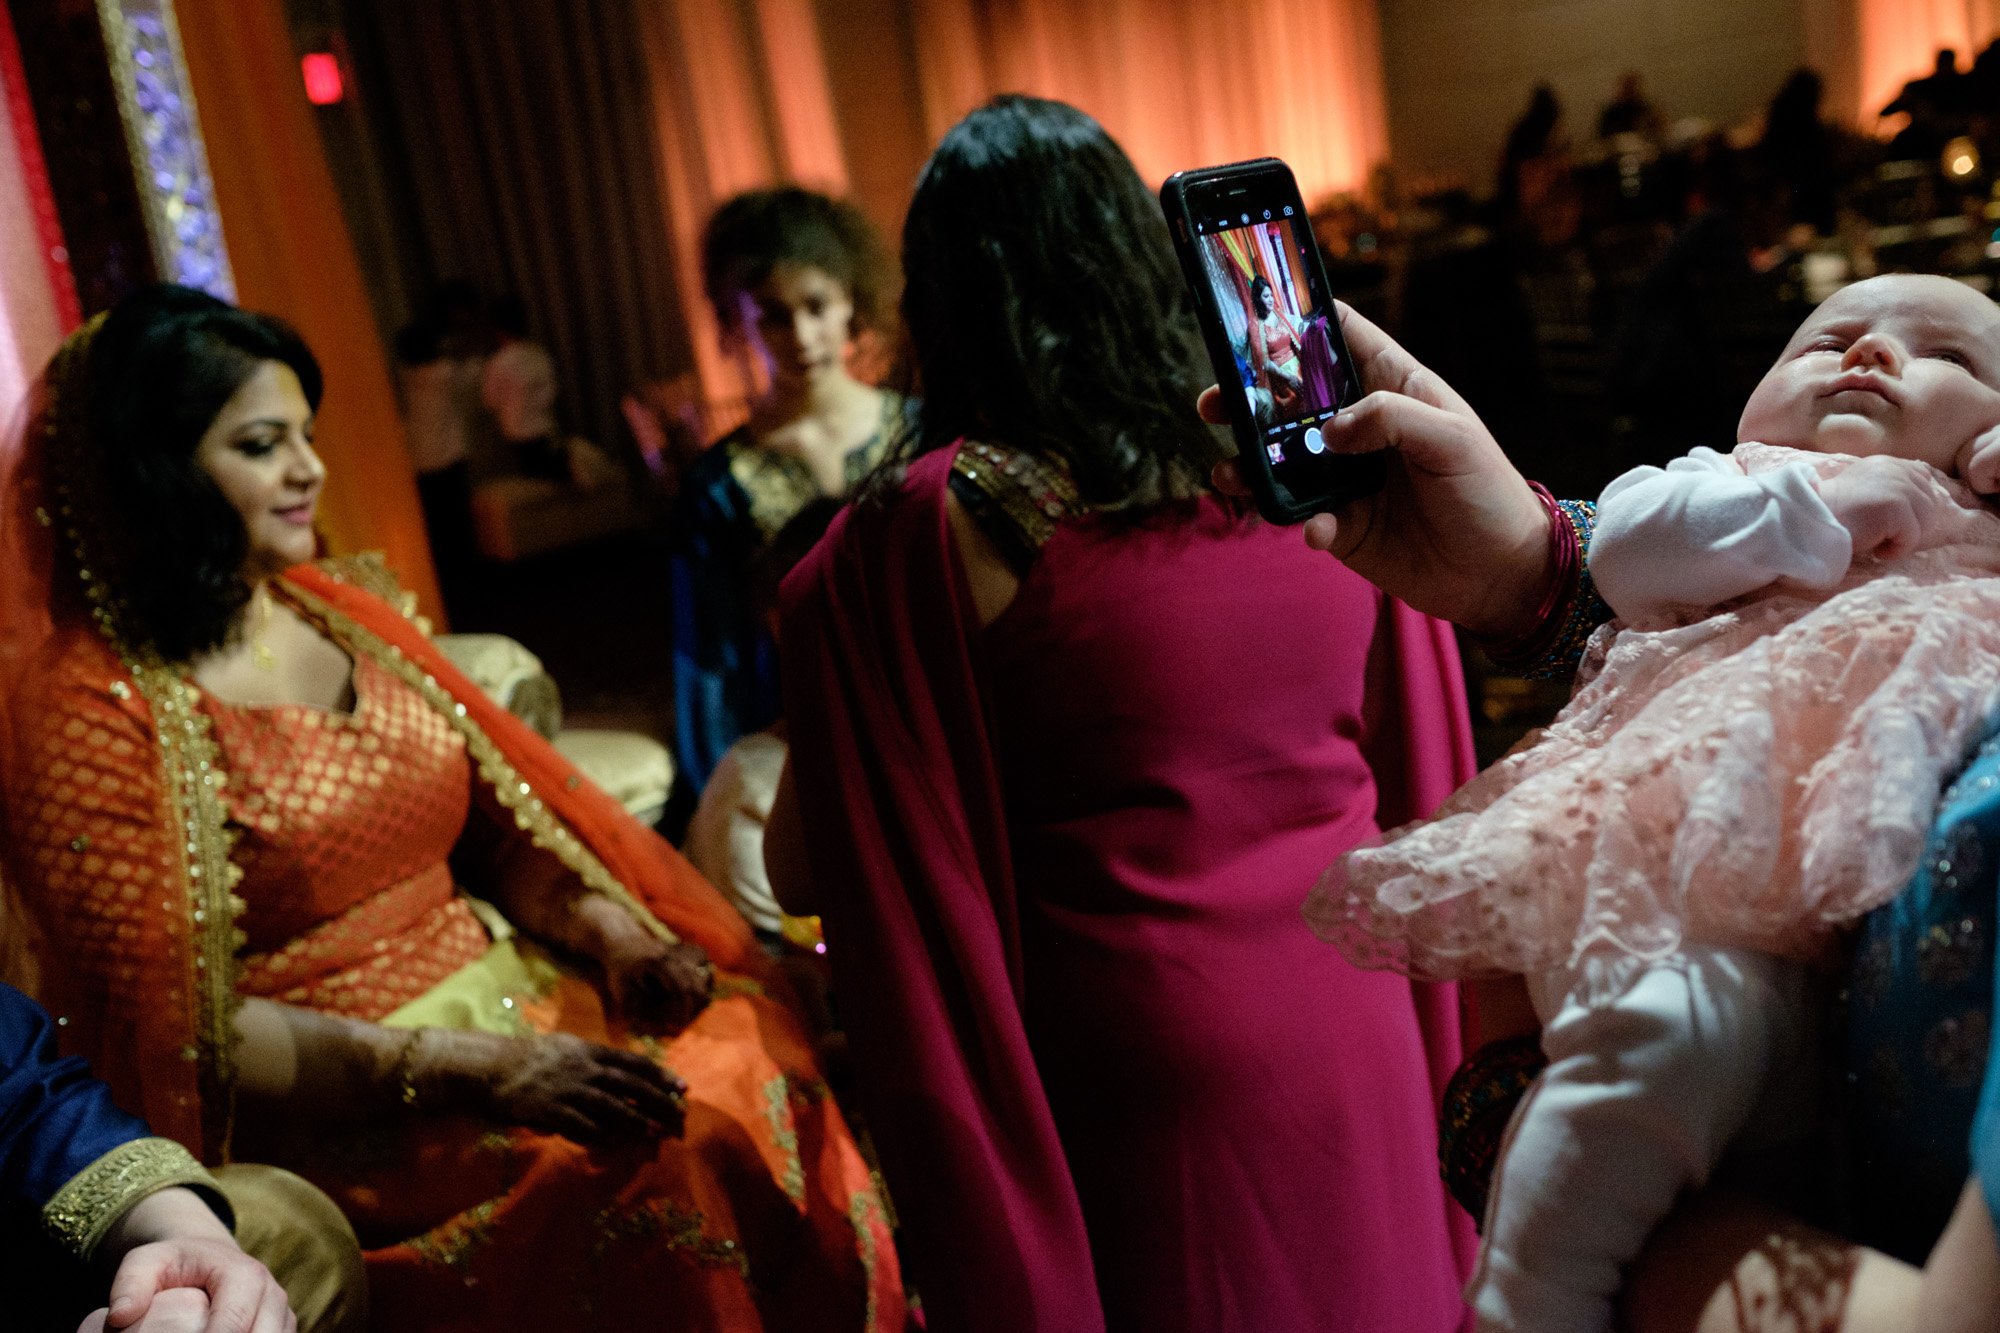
[1737,274,2000,476]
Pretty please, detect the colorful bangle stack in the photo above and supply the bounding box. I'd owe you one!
[1476,486,1613,682]
[1438,1034,1548,1229]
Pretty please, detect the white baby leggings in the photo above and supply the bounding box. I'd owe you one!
[1468,945,1817,1333]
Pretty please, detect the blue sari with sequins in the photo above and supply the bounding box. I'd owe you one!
[1847,713,2000,1262]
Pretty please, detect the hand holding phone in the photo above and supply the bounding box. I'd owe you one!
[1161,158,1384,524]
[1203,303,1554,642]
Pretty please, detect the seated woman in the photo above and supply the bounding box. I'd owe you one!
[671,188,903,790]
[1246,274,1304,412]
[0,287,897,1332]
[775,96,1475,1332]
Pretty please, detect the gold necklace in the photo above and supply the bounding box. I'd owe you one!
[251,587,278,672]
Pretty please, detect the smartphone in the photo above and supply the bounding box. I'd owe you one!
[1161,158,1383,524]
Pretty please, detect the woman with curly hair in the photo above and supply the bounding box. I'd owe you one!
[671,187,903,791]
[0,285,899,1330]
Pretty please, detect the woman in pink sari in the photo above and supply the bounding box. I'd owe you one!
[776,96,1478,1331]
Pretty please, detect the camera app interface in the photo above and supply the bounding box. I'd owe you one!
[1193,206,1354,487]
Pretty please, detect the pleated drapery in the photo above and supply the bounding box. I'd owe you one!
[903,0,1390,214]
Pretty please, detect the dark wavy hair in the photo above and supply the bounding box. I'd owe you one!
[1249,276,1275,318]
[701,187,897,334]
[887,95,1222,511]
[80,284,323,663]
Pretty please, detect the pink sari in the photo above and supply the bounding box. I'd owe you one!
[781,447,1478,1331]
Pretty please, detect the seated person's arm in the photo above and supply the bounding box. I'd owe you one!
[1590,448,1852,626]
[1619,1184,1939,1333]
[0,984,287,1332]
[451,784,712,1031]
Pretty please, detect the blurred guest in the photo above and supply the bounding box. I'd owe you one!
[777,95,1475,1332]
[1885,48,1971,158]
[1597,69,1663,141]
[671,187,901,791]
[1608,135,1800,464]
[1758,68,1841,236]
[392,318,482,613]
[480,294,564,481]
[1498,84,1577,245]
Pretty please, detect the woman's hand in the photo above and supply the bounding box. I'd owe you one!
[599,933,715,1034]
[1204,301,1554,640]
[427,1028,688,1146]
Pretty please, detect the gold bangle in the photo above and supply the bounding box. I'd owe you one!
[391,1027,426,1111]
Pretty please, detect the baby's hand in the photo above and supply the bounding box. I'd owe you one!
[1818,454,1940,561]
[1961,426,2000,495]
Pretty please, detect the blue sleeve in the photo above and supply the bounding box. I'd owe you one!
[0,982,148,1214]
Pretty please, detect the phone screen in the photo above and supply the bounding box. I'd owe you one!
[1188,196,1358,503]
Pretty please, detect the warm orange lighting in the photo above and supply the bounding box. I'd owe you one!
[300,52,342,105]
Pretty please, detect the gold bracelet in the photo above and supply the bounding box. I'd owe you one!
[391,1027,426,1111]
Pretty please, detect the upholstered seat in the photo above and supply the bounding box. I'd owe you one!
[433,633,673,828]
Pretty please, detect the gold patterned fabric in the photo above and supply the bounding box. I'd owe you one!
[949,439,1083,553]
[213,644,490,1019]
[42,1136,220,1258]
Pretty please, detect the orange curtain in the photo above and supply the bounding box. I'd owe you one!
[906,0,1389,205]
[171,0,444,624]
[638,0,851,410]
[1859,0,2000,124]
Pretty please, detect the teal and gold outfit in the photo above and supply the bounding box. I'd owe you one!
[669,396,903,789]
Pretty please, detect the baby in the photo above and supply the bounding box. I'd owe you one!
[1315,274,2000,1332]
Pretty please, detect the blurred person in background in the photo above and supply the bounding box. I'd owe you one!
[480,294,564,481]
[670,186,903,791]
[392,317,482,615]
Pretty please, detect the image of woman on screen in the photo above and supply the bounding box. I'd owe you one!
[1247,274,1306,412]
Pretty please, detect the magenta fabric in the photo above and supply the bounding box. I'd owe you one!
[1298,312,1342,414]
[781,446,1477,1331]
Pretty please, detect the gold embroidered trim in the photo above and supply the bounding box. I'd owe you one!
[759,1074,806,1204]
[130,661,247,1123]
[42,1137,219,1258]
[847,1182,889,1333]
[727,442,820,545]
[405,1194,504,1268]
[41,327,245,1151]
[950,440,1083,552]
[590,1197,749,1276]
[318,552,423,625]
[724,394,901,543]
[280,579,679,946]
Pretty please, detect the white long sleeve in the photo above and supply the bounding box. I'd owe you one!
[1588,446,1852,627]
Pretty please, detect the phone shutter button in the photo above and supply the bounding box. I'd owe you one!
[1303,426,1326,455]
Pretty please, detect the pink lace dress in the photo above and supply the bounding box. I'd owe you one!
[1316,443,2000,979]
